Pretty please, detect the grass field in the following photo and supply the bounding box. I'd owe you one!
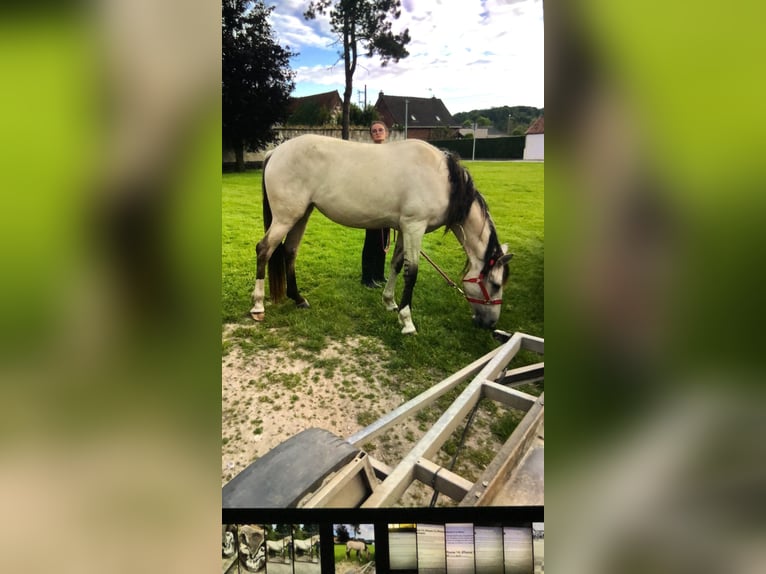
[333,543,376,563]
[223,161,542,369]
[222,160,543,487]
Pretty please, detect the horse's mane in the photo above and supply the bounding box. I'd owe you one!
[444,153,506,279]
[444,151,477,229]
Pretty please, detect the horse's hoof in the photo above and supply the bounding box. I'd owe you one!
[251,312,265,322]
[296,300,310,309]
[400,325,417,335]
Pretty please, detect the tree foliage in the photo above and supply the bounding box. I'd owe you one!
[304,0,411,139]
[349,103,380,126]
[453,105,544,135]
[335,524,351,543]
[286,101,337,126]
[222,0,295,171]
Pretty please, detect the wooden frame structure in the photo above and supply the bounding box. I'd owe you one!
[222,331,543,509]
[344,330,544,507]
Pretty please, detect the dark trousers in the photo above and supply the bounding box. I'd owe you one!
[361,228,390,283]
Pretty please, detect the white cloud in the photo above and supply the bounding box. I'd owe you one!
[268,12,329,49]
[271,0,544,111]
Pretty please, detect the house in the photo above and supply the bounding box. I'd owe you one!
[374,92,459,140]
[523,115,544,160]
[287,90,342,125]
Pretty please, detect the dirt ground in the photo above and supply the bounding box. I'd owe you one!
[222,325,510,507]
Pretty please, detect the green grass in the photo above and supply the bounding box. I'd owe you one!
[223,160,543,394]
[334,543,376,562]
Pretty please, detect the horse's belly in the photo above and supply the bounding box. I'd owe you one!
[314,204,394,229]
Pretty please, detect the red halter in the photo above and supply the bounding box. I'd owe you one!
[462,273,503,306]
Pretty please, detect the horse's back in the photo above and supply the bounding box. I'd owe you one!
[264,135,451,229]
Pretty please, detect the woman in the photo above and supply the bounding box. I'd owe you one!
[360,121,391,288]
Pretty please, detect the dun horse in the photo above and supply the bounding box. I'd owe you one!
[345,539,369,561]
[251,135,512,334]
[292,533,320,559]
[265,536,290,560]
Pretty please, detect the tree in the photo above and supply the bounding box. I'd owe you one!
[349,103,379,126]
[286,101,336,126]
[223,0,295,171]
[304,0,411,139]
[335,524,351,543]
[453,106,544,136]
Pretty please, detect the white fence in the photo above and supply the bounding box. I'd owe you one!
[223,127,406,165]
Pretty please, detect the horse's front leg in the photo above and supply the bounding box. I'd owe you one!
[397,257,418,335]
[396,227,425,335]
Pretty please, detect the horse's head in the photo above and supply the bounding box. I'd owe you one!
[462,244,513,329]
[238,525,264,557]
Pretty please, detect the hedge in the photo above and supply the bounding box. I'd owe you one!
[429,135,526,160]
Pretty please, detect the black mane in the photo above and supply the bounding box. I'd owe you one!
[444,153,507,278]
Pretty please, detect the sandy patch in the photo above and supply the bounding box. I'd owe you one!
[222,325,514,507]
[222,335,400,475]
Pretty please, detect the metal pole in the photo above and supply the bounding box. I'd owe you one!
[405,99,409,139]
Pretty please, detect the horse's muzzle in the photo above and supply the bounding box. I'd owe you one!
[472,314,498,330]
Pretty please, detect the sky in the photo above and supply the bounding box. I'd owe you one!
[335,523,376,541]
[266,0,544,115]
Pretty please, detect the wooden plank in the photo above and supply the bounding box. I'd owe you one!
[347,345,502,447]
[367,456,393,480]
[459,394,544,506]
[520,333,545,354]
[482,381,537,411]
[361,334,524,507]
[413,458,473,502]
[302,452,377,508]
[496,362,544,386]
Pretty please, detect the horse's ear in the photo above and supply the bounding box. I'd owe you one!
[496,252,513,267]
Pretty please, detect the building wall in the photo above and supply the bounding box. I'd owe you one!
[523,133,544,160]
[223,127,406,165]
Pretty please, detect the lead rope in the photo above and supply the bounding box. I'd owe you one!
[382,228,392,253]
[419,249,465,296]
[429,398,482,507]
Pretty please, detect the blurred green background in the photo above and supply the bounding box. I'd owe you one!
[2,1,765,573]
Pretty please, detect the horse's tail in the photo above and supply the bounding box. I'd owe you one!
[262,151,287,303]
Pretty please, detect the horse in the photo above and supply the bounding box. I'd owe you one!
[222,524,237,558]
[238,525,266,572]
[345,539,369,561]
[265,536,291,561]
[250,134,512,335]
[292,533,320,559]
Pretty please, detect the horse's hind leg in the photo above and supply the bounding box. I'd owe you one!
[382,233,404,311]
[283,207,313,309]
[251,223,291,320]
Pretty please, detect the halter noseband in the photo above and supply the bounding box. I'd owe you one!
[462,270,503,306]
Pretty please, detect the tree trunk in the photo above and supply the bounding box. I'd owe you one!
[234,139,245,172]
[341,14,358,141]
